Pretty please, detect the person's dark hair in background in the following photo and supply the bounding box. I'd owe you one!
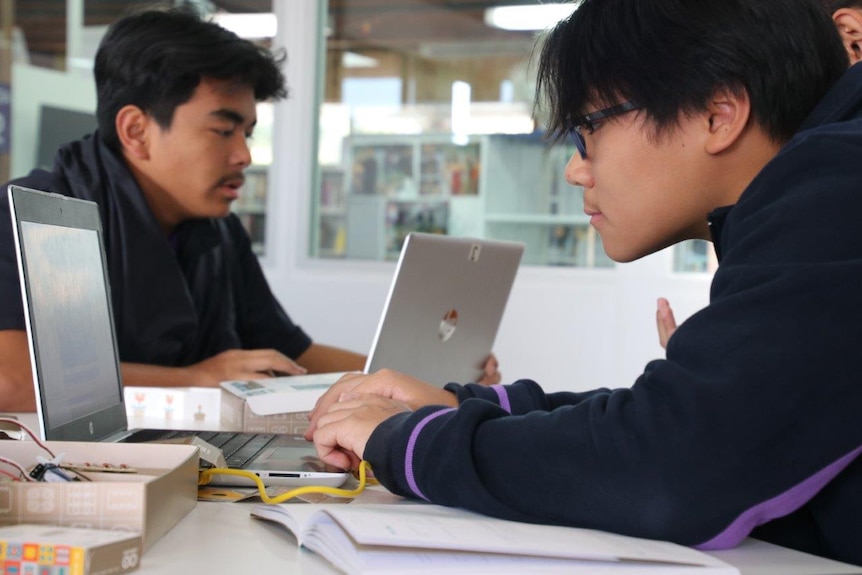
[95,7,288,153]
[822,0,862,12]
[820,0,862,63]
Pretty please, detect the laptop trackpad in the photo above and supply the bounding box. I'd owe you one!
[251,436,338,473]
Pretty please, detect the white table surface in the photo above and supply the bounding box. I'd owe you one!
[5,404,862,575]
[138,499,862,575]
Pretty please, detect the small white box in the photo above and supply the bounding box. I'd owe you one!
[0,523,143,574]
[219,373,347,433]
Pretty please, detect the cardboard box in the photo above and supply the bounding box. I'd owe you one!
[0,523,142,574]
[219,373,346,433]
[220,391,312,434]
[0,441,198,551]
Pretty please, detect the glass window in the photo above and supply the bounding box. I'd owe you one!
[675,239,719,273]
[313,0,612,268]
[313,1,717,272]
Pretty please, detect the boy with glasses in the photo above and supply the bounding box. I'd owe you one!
[305,0,862,565]
[657,0,862,348]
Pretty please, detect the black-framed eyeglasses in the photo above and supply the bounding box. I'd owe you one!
[570,101,641,159]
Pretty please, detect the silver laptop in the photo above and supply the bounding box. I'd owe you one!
[7,184,349,488]
[365,232,523,384]
[223,232,524,407]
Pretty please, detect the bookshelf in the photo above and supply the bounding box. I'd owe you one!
[322,135,483,261]
[241,136,699,271]
[233,165,268,255]
[317,166,348,257]
[481,135,613,267]
[316,133,610,267]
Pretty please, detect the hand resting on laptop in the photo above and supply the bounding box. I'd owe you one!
[307,369,454,469]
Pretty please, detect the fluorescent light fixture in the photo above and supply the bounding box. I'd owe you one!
[342,52,379,69]
[484,3,578,31]
[211,12,277,39]
[451,81,472,146]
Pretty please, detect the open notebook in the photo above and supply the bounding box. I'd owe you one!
[7,184,348,488]
[251,502,739,574]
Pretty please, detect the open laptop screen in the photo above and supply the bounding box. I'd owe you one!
[19,221,121,426]
[10,186,126,439]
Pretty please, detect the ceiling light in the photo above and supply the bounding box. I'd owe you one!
[342,52,379,69]
[484,3,579,31]
[211,13,277,39]
[451,81,472,146]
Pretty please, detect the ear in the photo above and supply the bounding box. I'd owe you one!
[703,89,751,156]
[834,8,862,65]
[115,105,152,160]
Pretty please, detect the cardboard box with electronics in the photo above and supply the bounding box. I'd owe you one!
[0,441,198,552]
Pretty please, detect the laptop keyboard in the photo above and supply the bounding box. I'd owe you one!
[124,429,277,469]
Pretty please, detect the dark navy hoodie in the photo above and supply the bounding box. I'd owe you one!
[364,65,862,565]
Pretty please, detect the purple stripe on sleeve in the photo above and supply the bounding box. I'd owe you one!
[405,407,456,501]
[491,384,512,413]
[696,444,862,550]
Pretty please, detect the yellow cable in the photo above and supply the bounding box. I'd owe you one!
[198,460,372,504]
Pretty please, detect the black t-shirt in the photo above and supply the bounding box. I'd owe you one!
[0,134,311,366]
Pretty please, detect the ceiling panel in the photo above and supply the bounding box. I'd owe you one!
[13,0,545,63]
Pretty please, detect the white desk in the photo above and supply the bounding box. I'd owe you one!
[138,500,862,575]
[5,406,862,575]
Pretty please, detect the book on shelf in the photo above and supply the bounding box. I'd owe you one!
[0,524,142,574]
[251,502,739,575]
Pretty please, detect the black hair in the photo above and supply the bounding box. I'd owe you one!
[535,0,848,145]
[94,6,288,152]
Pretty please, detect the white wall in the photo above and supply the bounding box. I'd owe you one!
[266,1,714,394]
[10,63,96,179]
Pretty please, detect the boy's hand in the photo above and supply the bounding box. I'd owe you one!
[656,297,678,349]
[188,348,307,386]
[312,394,410,469]
[304,369,457,440]
[476,354,501,386]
